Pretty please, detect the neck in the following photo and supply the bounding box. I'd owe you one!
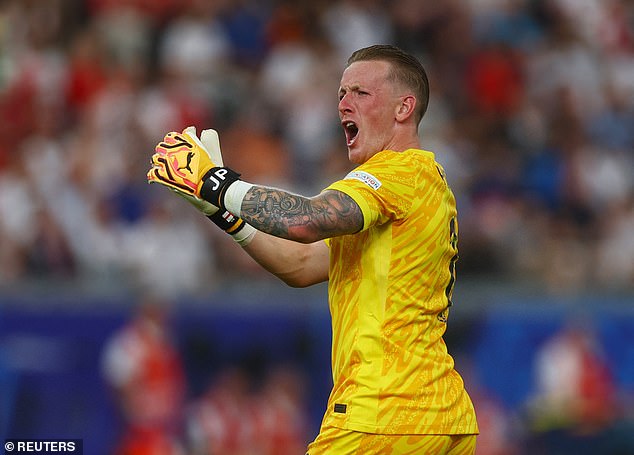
[388,125,421,152]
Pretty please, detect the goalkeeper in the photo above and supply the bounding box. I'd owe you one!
[148,45,478,454]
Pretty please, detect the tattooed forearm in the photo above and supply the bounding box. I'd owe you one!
[240,187,363,242]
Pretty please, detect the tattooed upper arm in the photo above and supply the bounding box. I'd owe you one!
[240,187,363,243]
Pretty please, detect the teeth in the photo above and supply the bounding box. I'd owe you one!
[344,121,358,146]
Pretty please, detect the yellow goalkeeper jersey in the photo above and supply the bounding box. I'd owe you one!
[321,148,478,435]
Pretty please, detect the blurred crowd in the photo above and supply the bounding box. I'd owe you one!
[0,0,632,296]
[101,301,309,455]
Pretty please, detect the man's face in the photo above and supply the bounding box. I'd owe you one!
[338,60,403,164]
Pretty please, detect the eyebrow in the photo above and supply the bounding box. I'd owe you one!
[338,84,362,96]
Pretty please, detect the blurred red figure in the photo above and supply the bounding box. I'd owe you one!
[102,298,186,455]
[530,323,617,430]
[186,368,254,455]
[113,428,184,455]
[186,366,309,455]
[256,367,309,455]
[64,26,109,118]
[465,43,524,116]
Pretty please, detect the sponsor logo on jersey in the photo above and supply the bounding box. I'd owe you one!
[345,171,382,190]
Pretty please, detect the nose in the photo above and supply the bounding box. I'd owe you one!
[338,94,352,116]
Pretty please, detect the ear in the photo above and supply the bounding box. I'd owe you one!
[395,95,417,122]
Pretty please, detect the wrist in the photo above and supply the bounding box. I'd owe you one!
[207,209,241,231]
[200,167,241,208]
[206,210,256,247]
[224,180,253,216]
[230,223,256,247]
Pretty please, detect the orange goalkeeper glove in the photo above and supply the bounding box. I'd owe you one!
[148,126,255,244]
[148,126,222,196]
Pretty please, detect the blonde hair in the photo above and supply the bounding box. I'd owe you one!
[347,45,429,125]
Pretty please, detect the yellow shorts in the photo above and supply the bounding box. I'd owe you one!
[306,426,477,455]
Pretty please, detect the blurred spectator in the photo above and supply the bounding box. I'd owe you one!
[321,0,393,62]
[469,0,544,50]
[464,41,524,116]
[158,0,229,81]
[119,199,217,296]
[595,196,634,287]
[26,207,76,279]
[472,390,519,455]
[102,297,186,455]
[586,81,634,151]
[255,366,310,455]
[186,365,309,455]
[186,367,254,455]
[525,322,620,453]
[91,0,155,71]
[220,0,270,68]
[64,24,109,121]
[0,155,38,283]
[526,3,605,118]
[220,99,292,187]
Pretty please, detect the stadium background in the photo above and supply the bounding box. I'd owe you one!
[0,0,633,453]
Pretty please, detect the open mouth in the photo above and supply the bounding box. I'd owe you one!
[343,121,359,147]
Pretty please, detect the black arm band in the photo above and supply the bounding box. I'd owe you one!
[207,210,247,234]
[200,167,241,209]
